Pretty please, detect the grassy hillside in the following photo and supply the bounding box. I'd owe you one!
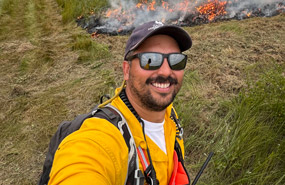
[0,0,284,184]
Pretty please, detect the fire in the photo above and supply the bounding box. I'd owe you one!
[104,0,229,23]
[136,3,144,9]
[105,6,122,18]
[81,0,284,36]
[177,0,190,12]
[196,0,227,21]
[147,1,156,11]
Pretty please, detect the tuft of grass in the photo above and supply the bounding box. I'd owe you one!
[0,0,16,15]
[19,57,30,73]
[55,0,108,23]
[71,33,111,64]
[218,21,244,35]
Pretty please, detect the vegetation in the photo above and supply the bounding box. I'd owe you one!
[55,0,108,23]
[0,0,284,184]
[204,66,284,184]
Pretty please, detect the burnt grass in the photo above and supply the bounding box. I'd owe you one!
[0,0,284,183]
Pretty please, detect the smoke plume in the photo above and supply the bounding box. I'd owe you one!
[78,0,284,35]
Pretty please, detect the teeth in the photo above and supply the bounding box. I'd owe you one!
[153,83,170,88]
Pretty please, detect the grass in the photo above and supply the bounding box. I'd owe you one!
[208,65,285,185]
[71,33,111,64]
[175,14,285,185]
[55,0,108,23]
[0,0,284,184]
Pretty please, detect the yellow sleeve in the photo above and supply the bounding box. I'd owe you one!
[48,118,129,185]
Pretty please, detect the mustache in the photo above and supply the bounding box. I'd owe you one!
[146,76,178,85]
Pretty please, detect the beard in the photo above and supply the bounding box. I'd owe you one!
[127,72,182,112]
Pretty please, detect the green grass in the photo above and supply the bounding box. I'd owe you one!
[184,65,285,185]
[218,21,244,35]
[56,0,108,23]
[71,33,111,64]
[0,0,16,15]
[213,65,284,185]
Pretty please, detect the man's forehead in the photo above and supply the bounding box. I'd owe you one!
[135,34,181,52]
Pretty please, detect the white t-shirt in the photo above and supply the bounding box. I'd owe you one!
[142,118,167,154]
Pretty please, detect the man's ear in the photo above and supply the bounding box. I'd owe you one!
[123,61,130,81]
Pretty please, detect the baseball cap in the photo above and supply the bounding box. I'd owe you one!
[124,21,192,60]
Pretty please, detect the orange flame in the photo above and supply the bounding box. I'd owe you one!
[178,0,190,12]
[91,31,99,38]
[196,0,227,21]
[136,3,144,9]
[147,1,156,11]
[103,0,229,33]
[105,0,229,21]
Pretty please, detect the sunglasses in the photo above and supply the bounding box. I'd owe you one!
[126,52,187,70]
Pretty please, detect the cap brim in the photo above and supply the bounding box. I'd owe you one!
[130,25,192,53]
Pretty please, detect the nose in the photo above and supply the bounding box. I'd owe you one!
[156,58,172,77]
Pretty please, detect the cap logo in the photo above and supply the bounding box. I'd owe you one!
[148,21,164,31]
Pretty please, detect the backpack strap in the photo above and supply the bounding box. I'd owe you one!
[137,146,157,184]
[94,105,144,185]
[38,104,144,185]
[119,89,159,185]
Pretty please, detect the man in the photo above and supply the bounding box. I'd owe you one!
[48,21,192,185]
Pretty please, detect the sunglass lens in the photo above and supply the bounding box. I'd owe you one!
[169,54,187,70]
[140,53,163,70]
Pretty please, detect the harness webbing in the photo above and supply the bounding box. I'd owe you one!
[137,146,150,171]
[120,89,159,185]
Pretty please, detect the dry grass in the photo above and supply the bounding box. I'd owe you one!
[0,0,284,183]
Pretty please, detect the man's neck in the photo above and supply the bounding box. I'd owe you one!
[125,88,166,123]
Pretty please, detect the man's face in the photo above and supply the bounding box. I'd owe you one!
[123,34,185,112]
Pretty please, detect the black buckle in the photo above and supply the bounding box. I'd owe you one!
[144,165,159,185]
[134,169,144,185]
[146,176,154,185]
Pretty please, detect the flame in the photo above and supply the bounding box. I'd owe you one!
[91,31,99,38]
[196,0,227,21]
[162,0,169,10]
[104,0,229,23]
[178,0,190,12]
[80,0,285,36]
[147,1,156,11]
[136,3,144,9]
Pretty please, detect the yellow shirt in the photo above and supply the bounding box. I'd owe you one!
[48,91,185,185]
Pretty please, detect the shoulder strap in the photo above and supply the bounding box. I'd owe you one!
[94,105,144,185]
[119,89,159,185]
[39,104,144,185]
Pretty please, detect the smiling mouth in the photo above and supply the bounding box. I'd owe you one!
[152,82,170,89]
[146,76,178,89]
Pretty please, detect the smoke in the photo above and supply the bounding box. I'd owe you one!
[106,0,284,24]
[225,0,284,18]
[80,0,284,35]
